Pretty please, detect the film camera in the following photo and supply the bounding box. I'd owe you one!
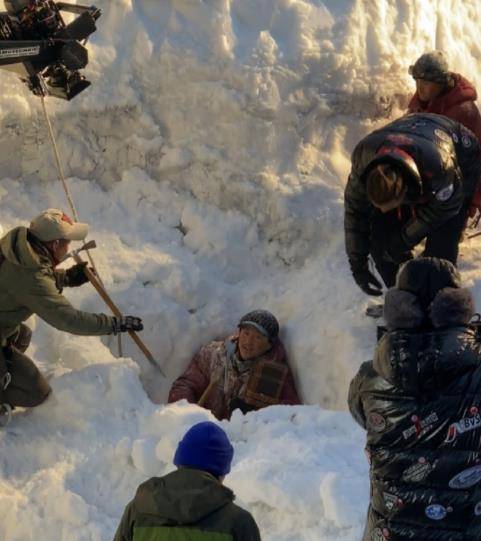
[0,0,101,100]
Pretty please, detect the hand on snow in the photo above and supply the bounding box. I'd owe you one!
[350,258,383,297]
[111,316,144,334]
[65,262,91,287]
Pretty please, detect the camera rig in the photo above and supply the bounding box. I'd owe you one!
[0,0,101,100]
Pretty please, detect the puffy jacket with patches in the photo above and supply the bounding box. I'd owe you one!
[0,227,113,346]
[349,287,481,541]
[113,468,261,541]
[344,113,481,265]
[168,335,300,420]
[408,74,481,143]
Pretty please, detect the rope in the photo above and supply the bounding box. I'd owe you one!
[40,96,123,357]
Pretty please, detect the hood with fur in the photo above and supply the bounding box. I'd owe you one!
[374,286,478,394]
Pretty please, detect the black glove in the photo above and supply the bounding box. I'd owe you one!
[111,316,144,335]
[382,231,411,265]
[350,258,383,296]
[65,262,90,287]
[229,397,257,416]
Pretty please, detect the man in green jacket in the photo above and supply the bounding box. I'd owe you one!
[0,208,143,426]
[114,421,262,541]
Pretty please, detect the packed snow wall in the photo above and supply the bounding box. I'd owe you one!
[1,0,481,409]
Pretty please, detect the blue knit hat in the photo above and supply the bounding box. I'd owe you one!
[173,422,234,478]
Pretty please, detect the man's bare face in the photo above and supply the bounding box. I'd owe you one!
[52,239,71,263]
[416,79,444,102]
[238,326,271,361]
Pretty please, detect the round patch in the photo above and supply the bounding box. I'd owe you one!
[449,465,481,489]
[452,132,459,143]
[462,135,472,148]
[475,501,481,516]
[435,183,454,202]
[435,128,451,143]
[425,504,447,521]
[368,412,387,432]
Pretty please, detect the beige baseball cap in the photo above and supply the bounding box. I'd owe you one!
[29,209,89,242]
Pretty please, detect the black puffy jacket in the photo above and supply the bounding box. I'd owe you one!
[349,286,481,541]
[344,113,481,265]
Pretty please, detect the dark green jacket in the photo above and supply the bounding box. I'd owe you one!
[0,226,113,345]
[113,468,261,541]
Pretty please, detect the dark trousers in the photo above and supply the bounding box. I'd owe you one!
[0,324,51,408]
[370,202,470,288]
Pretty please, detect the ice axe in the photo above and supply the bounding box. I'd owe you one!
[61,239,97,262]
[70,249,165,377]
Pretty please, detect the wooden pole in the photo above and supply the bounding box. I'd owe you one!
[72,253,165,376]
[198,374,222,407]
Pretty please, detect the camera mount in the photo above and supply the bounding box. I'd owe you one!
[0,1,101,100]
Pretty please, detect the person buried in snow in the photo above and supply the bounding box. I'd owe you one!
[0,208,143,427]
[344,112,481,296]
[114,421,261,541]
[168,309,301,420]
[349,257,481,541]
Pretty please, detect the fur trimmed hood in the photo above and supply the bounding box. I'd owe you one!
[375,286,478,393]
[384,286,474,330]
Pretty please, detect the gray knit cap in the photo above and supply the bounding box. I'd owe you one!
[409,51,451,85]
[239,309,279,342]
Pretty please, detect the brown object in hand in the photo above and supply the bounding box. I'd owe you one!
[198,373,223,407]
[72,252,165,376]
[244,360,289,408]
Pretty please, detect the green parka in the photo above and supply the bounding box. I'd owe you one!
[113,468,262,541]
[0,227,113,346]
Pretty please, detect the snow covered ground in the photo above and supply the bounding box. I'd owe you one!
[1,0,481,539]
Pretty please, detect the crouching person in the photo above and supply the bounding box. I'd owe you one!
[114,421,261,541]
[0,209,143,426]
[349,256,481,541]
[168,310,301,420]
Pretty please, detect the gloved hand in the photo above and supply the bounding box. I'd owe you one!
[111,316,144,335]
[65,262,90,287]
[350,258,383,296]
[229,397,257,416]
[382,231,411,265]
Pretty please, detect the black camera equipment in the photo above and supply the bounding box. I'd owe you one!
[0,0,101,100]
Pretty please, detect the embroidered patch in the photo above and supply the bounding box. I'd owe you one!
[367,412,387,432]
[371,527,390,541]
[383,492,403,511]
[452,132,459,143]
[462,135,473,148]
[446,408,481,443]
[386,133,414,145]
[402,412,439,440]
[434,128,451,143]
[425,504,447,521]
[402,457,435,483]
[435,183,454,202]
[449,465,481,489]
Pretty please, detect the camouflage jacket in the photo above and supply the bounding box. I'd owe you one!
[0,226,113,346]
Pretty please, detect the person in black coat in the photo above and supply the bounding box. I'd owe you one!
[344,113,481,295]
[349,257,481,541]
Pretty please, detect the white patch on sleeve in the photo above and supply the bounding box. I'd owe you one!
[435,183,454,201]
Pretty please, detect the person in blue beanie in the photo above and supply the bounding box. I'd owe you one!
[113,421,262,541]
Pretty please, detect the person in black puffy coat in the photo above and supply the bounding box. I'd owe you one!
[349,257,481,541]
[344,113,481,296]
